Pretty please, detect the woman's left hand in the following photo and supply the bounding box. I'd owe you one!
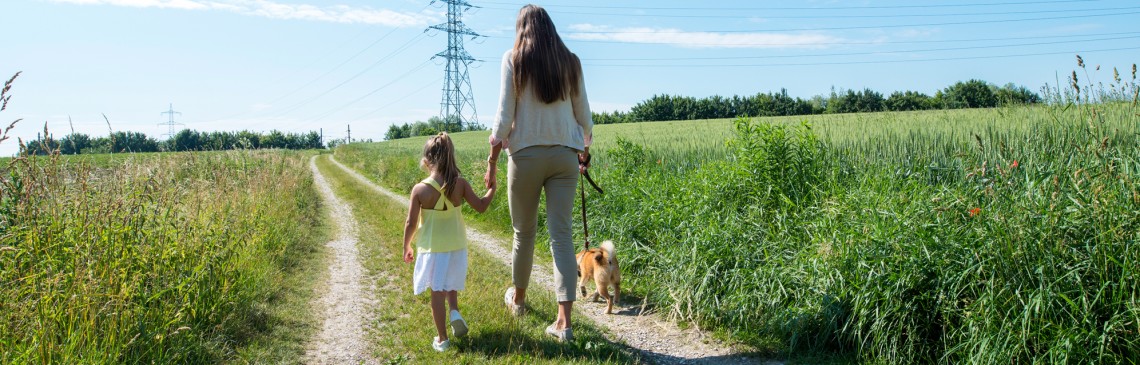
[578,148,590,174]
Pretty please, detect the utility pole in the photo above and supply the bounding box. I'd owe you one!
[347,124,352,144]
[428,0,483,132]
[158,103,183,139]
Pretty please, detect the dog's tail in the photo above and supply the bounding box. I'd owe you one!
[599,240,616,261]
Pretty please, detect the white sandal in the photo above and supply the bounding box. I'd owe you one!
[450,310,468,337]
[544,323,573,342]
[504,287,525,317]
[432,336,450,352]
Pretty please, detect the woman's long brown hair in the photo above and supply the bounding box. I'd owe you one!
[422,132,461,199]
[511,4,581,104]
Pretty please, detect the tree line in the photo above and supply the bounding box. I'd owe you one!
[21,129,324,155]
[384,115,485,141]
[593,79,1042,124]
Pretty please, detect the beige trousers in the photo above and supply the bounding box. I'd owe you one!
[507,145,579,302]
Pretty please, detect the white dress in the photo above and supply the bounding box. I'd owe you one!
[413,249,468,294]
[411,178,469,295]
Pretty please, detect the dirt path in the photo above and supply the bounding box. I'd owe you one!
[328,156,774,365]
[305,156,378,365]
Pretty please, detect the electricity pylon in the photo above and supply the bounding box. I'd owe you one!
[159,103,183,139]
[428,0,482,131]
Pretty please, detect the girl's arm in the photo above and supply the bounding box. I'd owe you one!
[402,185,423,263]
[461,178,496,213]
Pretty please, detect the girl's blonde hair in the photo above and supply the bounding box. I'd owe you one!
[422,132,461,198]
[511,4,582,104]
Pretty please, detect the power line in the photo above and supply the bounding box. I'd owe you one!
[266,32,428,119]
[305,60,434,123]
[582,46,1140,68]
[479,5,1139,20]
[261,28,377,101]
[206,4,435,125]
[259,3,435,108]
[477,31,1140,50]
[582,35,1140,61]
[477,0,1098,11]
[263,27,405,107]
[350,76,444,123]
[565,11,1140,33]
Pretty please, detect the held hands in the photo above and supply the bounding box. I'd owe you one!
[484,159,498,190]
[485,138,502,190]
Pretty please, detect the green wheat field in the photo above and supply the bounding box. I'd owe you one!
[336,102,1139,363]
[3,83,1138,363]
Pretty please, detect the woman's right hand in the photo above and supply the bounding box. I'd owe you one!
[578,147,590,174]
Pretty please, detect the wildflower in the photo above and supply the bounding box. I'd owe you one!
[1011,160,1019,169]
[969,207,981,217]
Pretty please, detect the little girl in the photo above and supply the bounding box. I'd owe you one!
[402,132,496,352]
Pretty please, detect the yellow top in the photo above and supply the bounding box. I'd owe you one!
[414,178,467,253]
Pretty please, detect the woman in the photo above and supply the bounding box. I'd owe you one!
[484,4,592,342]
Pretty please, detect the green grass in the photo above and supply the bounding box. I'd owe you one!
[0,150,328,364]
[314,155,640,364]
[334,99,1140,364]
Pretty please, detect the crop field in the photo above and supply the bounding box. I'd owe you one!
[336,101,1140,363]
[0,150,326,364]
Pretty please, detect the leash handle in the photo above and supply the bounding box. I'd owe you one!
[580,172,590,249]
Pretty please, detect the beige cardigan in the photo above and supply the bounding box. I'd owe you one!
[491,50,593,155]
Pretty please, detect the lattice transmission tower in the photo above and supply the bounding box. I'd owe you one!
[428,0,483,131]
[158,103,183,139]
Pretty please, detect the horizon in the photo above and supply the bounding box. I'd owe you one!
[2,0,1138,156]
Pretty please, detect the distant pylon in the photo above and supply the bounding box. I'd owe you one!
[428,0,483,131]
[158,103,183,138]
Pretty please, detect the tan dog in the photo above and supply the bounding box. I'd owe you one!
[576,240,621,314]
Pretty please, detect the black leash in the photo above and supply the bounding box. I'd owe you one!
[579,153,602,250]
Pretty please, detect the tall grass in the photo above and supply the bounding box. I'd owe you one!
[337,62,1139,363]
[0,149,323,363]
[589,99,1139,362]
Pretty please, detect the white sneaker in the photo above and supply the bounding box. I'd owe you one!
[545,323,573,342]
[504,287,525,317]
[432,336,450,352]
[450,310,468,338]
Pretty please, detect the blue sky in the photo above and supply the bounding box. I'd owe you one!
[2,0,1138,155]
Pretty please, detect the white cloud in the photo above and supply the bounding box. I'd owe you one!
[589,101,633,113]
[566,24,843,49]
[50,0,436,27]
[54,0,208,10]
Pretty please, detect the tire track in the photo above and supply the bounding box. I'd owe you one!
[305,156,379,365]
